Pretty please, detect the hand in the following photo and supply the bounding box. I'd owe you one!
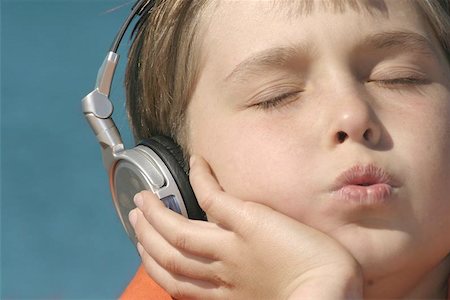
[129,156,363,299]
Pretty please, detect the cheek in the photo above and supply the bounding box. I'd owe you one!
[189,110,320,220]
[392,93,450,245]
[402,98,450,188]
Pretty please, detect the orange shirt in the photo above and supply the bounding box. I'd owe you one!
[120,265,171,299]
[121,265,450,299]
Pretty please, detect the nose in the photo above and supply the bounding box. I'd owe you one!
[328,90,382,147]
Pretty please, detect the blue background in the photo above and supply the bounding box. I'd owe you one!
[2,0,142,298]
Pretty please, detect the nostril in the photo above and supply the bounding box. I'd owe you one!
[363,129,371,140]
[337,131,347,143]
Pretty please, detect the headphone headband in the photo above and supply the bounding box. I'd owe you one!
[110,0,155,53]
[81,0,155,169]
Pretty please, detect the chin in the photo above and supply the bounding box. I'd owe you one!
[329,223,417,280]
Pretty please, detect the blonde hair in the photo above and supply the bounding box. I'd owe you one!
[125,0,209,154]
[418,0,450,58]
[125,0,450,156]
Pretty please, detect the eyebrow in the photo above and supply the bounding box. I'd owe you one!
[359,30,436,56]
[224,44,315,83]
[223,30,436,84]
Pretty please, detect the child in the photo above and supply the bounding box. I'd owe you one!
[121,0,450,298]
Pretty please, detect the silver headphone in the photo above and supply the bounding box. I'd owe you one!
[81,0,206,245]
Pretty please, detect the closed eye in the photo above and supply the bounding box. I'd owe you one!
[253,91,302,110]
[369,77,430,88]
[367,70,431,89]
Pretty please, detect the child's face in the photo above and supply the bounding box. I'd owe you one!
[186,0,450,280]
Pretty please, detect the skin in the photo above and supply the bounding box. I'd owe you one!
[130,0,450,298]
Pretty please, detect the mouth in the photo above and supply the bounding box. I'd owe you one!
[331,164,398,205]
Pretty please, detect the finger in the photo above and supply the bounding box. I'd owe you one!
[138,243,226,300]
[134,191,231,260]
[132,208,227,283]
[189,155,259,231]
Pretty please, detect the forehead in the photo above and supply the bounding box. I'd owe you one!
[197,0,437,79]
[202,0,426,43]
[202,0,422,31]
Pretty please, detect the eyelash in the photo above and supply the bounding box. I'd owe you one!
[371,76,429,88]
[253,91,301,110]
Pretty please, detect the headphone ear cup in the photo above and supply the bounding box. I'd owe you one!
[140,136,206,221]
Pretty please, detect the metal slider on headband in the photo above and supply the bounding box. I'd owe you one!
[81,51,123,172]
[81,52,118,119]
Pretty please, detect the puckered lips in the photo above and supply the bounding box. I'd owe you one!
[331,164,398,206]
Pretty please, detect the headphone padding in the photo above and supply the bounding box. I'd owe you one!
[139,136,206,221]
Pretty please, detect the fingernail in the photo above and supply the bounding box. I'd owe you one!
[134,193,143,208]
[129,209,137,227]
[190,155,197,168]
[136,242,144,255]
